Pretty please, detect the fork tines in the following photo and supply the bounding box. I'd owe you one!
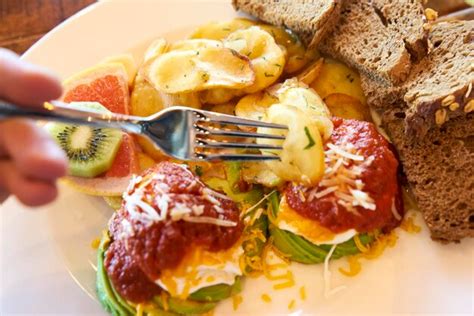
[193,109,287,161]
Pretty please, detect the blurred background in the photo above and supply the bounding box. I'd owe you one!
[0,0,472,55]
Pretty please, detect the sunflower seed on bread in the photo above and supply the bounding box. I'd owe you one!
[361,21,474,138]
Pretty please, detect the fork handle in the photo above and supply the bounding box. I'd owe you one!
[0,99,142,134]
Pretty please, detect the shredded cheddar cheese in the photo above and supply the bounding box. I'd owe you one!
[354,235,369,253]
[299,286,306,301]
[90,237,101,249]
[261,294,272,303]
[273,276,295,290]
[339,255,362,277]
[233,294,243,311]
[160,291,169,311]
[136,304,144,316]
[288,299,296,310]
[400,215,422,234]
[339,230,399,277]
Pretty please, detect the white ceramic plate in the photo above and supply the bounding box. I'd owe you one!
[1,1,473,315]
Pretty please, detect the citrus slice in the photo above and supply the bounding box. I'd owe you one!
[63,63,131,114]
[61,63,139,196]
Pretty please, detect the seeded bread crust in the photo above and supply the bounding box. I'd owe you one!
[403,21,474,137]
[361,21,474,137]
[382,108,474,243]
[231,0,342,48]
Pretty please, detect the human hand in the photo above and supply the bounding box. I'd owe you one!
[0,48,67,207]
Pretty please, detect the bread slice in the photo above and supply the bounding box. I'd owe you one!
[382,108,474,243]
[362,21,474,137]
[403,21,474,137]
[318,0,428,85]
[231,0,342,48]
[372,0,428,61]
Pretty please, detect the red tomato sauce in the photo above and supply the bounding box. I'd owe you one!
[105,162,243,303]
[285,118,403,233]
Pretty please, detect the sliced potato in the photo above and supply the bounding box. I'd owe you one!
[273,79,333,140]
[296,58,324,86]
[224,26,286,93]
[311,58,367,104]
[241,161,283,188]
[143,38,168,63]
[146,47,254,94]
[169,39,222,52]
[200,88,237,105]
[257,104,325,186]
[131,73,166,117]
[235,91,278,121]
[258,24,316,74]
[324,93,372,121]
[135,134,166,161]
[99,54,137,87]
[209,102,236,115]
[190,18,257,40]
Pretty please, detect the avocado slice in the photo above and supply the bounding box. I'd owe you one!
[270,226,374,264]
[153,295,217,315]
[268,191,374,264]
[189,277,242,302]
[96,231,135,316]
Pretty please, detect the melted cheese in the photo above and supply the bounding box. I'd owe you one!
[275,196,357,245]
[156,242,243,299]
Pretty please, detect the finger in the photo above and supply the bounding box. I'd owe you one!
[0,48,62,106]
[0,119,67,180]
[0,161,59,207]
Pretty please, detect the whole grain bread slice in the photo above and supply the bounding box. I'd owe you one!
[372,0,429,61]
[382,108,474,243]
[318,0,428,85]
[231,0,342,48]
[403,21,474,137]
[361,21,474,137]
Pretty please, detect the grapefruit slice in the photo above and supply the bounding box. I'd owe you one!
[61,62,139,196]
[99,54,138,87]
[63,63,131,114]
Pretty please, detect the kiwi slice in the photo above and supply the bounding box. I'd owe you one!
[46,102,123,178]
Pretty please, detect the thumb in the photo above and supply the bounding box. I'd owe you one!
[0,48,63,106]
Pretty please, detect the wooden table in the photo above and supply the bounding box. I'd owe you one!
[0,0,96,55]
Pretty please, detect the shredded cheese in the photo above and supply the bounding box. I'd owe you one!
[182,216,237,227]
[307,142,376,214]
[327,143,364,161]
[160,291,169,311]
[241,190,276,219]
[90,238,100,249]
[354,235,369,253]
[339,230,399,277]
[120,167,239,233]
[391,198,402,221]
[324,244,347,298]
[288,299,296,310]
[233,294,243,311]
[400,215,421,234]
[261,294,272,303]
[299,286,306,301]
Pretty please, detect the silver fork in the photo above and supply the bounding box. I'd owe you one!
[0,100,287,161]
